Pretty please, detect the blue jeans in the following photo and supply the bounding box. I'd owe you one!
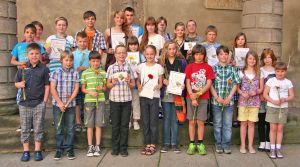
[212,104,233,149]
[162,102,178,145]
[53,106,75,152]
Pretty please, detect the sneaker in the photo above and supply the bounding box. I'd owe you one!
[20,151,30,162]
[197,143,207,155]
[133,122,140,130]
[93,145,101,157]
[75,124,82,132]
[224,148,231,154]
[270,149,276,159]
[120,150,128,157]
[172,145,181,154]
[86,145,94,157]
[215,145,223,154]
[111,150,119,156]
[232,121,239,128]
[258,142,265,152]
[34,151,43,161]
[53,151,62,160]
[16,126,21,132]
[276,149,284,158]
[81,126,87,132]
[160,145,170,153]
[129,121,132,128]
[265,142,271,152]
[186,143,196,155]
[67,150,76,160]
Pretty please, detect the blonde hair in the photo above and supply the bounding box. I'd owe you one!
[55,16,68,26]
[159,41,184,67]
[113,11,131,37]
[60,50,73,61]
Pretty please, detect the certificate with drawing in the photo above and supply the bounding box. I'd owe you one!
[184,42,196,50]
[132,27,139,37]
[206,46,218,66]
[234,48,249,67]
[126,52,140,65]
[113,71,128,82]
[50,38,66,60]
[139,73,158,99]
[111,32,125,49]
[166,71,186,95]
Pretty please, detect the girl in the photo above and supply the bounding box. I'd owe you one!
[126,36,144,130]
[104,11,131,70]
[46,17,74,73]
[159,41,186,153]
[258,48,277,152]
[157,17,173,42]
[237,51,263,154]
[139,17,165,62]
[137,45,163,155]
[173,22,187,61]
[185,44,215,155]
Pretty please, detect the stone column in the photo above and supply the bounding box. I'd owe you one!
[0,0,18,115]
[242,0,283,58]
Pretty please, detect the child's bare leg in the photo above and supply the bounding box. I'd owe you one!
[276,124,284,145]
[23,143,29,151]
[240,121,247,150]
[95,127,102,146]
[188,120,196,141]
[196,120,205,141]
[75,105,81,124]
[87,128,93,145]
[269,123,277,145]
[247,121,255,151]
[34,141,41,151]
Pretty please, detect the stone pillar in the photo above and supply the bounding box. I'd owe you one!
[0,0,18,115]
[242,0,283,58]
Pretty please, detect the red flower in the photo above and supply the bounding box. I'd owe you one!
[21,64,27,70]
[148,74,154,79]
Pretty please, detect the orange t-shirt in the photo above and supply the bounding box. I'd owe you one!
[85,30,95,50]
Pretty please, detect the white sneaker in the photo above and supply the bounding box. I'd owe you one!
[129,122,132,128]
[258,142,265,151]
[133,122,140,130]
[86,145,94,157]
[265,142,271,151]
[93,145,101,156]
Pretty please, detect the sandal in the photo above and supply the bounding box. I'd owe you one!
[146,145,156,155]
[141,146,150,155]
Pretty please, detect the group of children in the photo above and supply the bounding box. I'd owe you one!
[12,7,294,162]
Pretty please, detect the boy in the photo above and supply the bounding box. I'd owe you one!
[185,20,204,63]
[50,50,80,160]
[81,51,107,157]
[106,45,135,157]
[123,7,143,37]
[74,10,106,54]
[14,43,50,161]
[210,45,240,154]
[263,62,294,159]
[73,31,91,132]
[185,44,215,155]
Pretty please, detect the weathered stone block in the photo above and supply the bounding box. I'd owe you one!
[0,84,16,100]
[0,1,8,17]
[0,52,13,66]
[0,18,17,34]
[204,0,242,10]
[243,29,272,43]
[273,0,283,15]
[8,2,16,18]
[256,15,282,29]
[243,0,273,15]
[271,29,282,43]
[0,66,17,83]
[241,14,256,28]
[8,35,17,50]
[0,35,8,50]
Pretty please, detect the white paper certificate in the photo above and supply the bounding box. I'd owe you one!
[111,32,125,49]
[206,47,218,66]
[139,73,158,99]
[132,27,139,37]
[166,71,186,95]
[234,48,249,67]
[126,52,140,65]
[184,42,196,50]
[113,71,128,82]
[50,38,66,60]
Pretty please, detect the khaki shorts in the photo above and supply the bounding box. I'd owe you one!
[238,107,259,122]
[84,102,105,128]
[265,106,288,124]
[187,99,208,121]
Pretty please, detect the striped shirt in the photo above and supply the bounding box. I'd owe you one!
[81,68,106,103]
[50,68,80,107]
[74,29,106,51]
[106,62,134,102]
[211,64,240,106]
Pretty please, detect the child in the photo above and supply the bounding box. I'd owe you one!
[123,7,143,38]
[157,16,173,42]
[50,50,80,160]
[127,36,144,130]
[210,45,240,154]
[14,43,50,161]
[263,62,294,159]
[173,22,187,60]
[74,10,106,53]
[106,45,135,157]
[46,17,74,73]
[258,48,277,152]
[237,51,263,154]
[139,17,165,62]
[185,44,215,155]
[137,45,163,155]
[159,41,186,153]
[31,21,45,44]
[81,51,107,157]
[73,31,91,132]
[185,20,203,63]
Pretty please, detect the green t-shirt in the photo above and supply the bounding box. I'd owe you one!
[81,68,106,103]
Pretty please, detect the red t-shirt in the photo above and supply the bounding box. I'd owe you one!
[185,62,215,99]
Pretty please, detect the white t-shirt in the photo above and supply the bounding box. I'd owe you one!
[266,77,293,108]
[137,63,164,98]
[46,35,74,60]
[260,67,275,79]
[238,71,255,80]
[139,34,165,62]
